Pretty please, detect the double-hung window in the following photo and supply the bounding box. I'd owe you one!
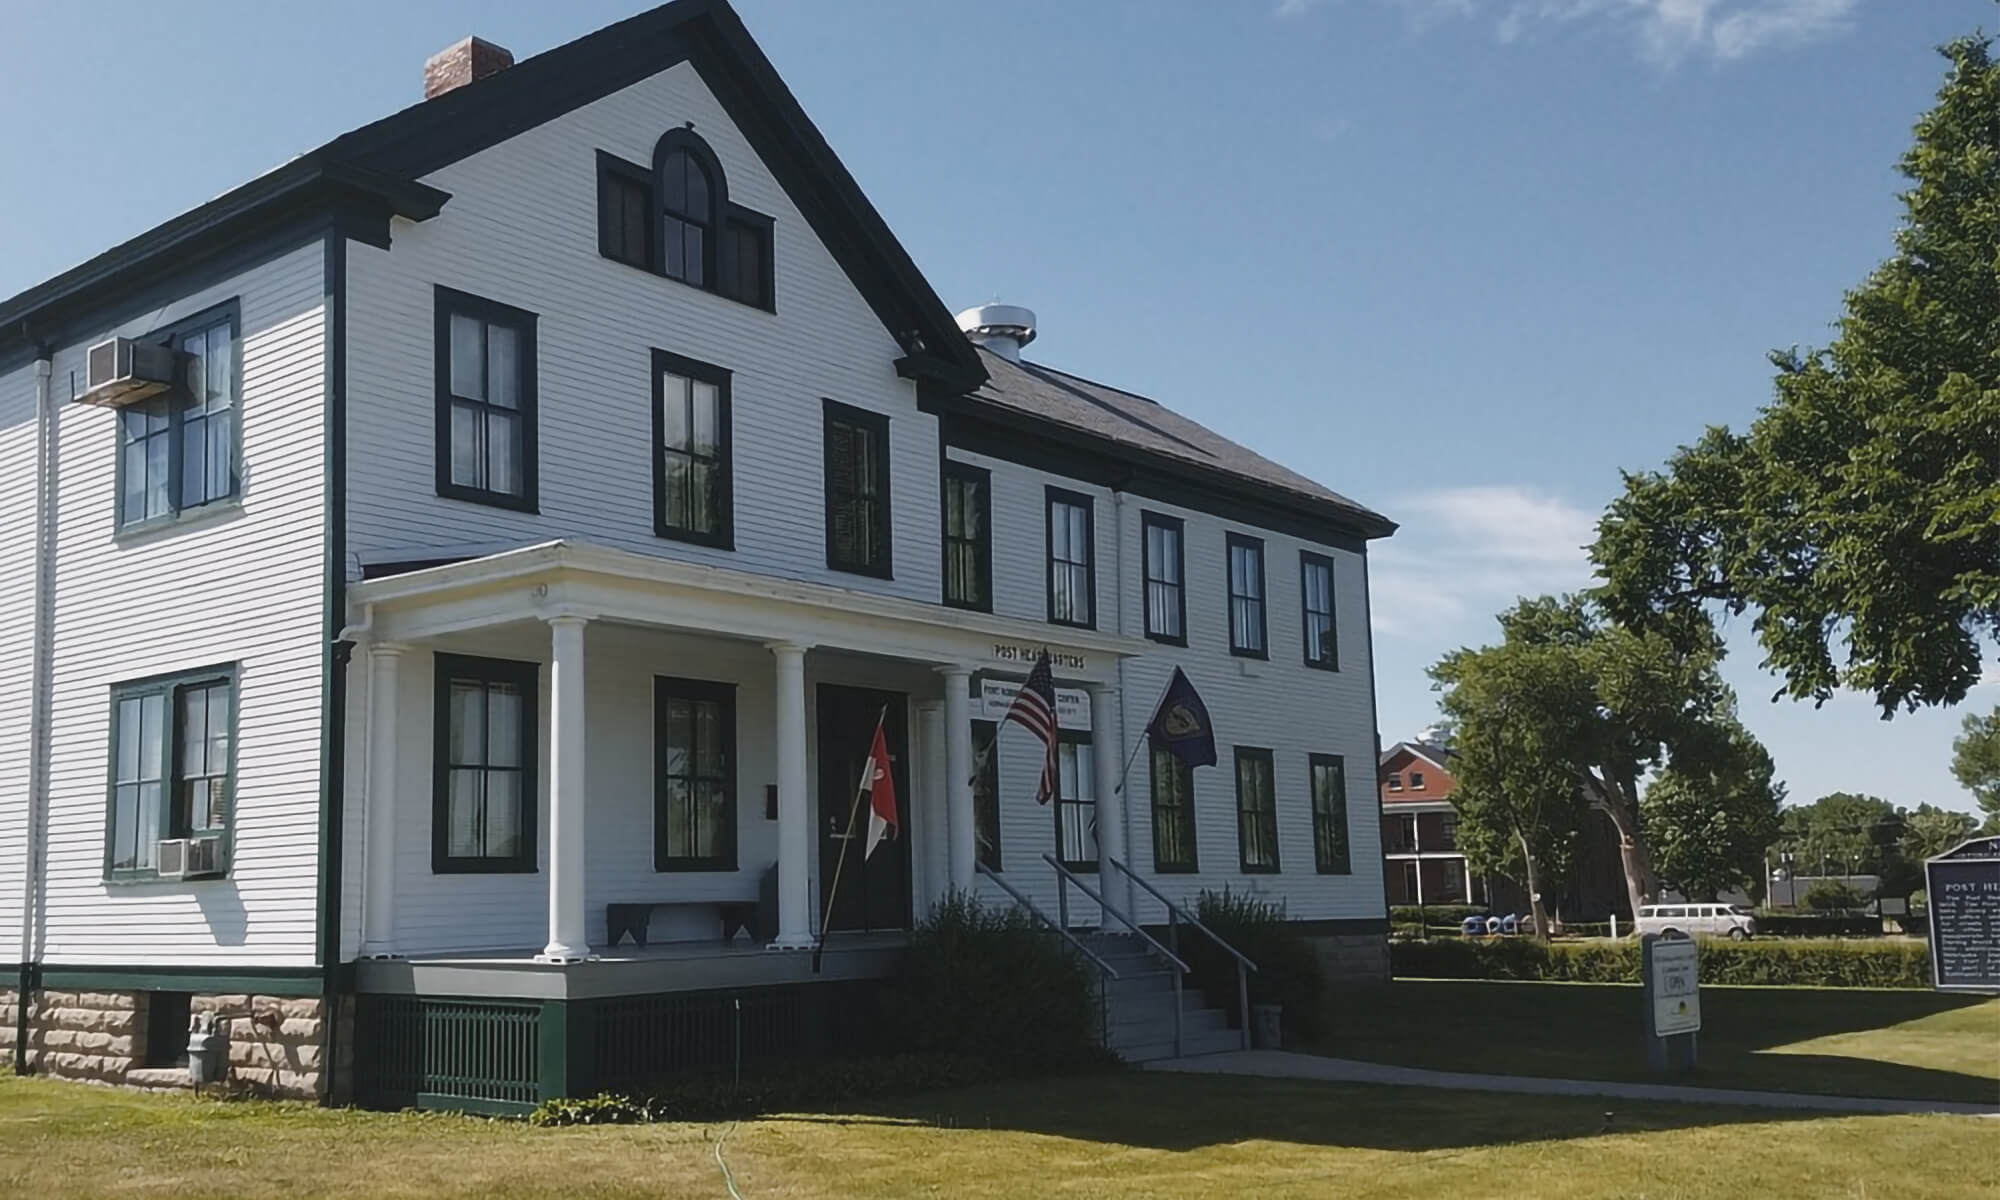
[973,720,1002,871]
[824,400,892,576]
[1310,754,1351,874]
[1150,746,1198,873]
[942,461,992,611]
[436,287,537,511]
[433,654,537,873]
[1046,488,1095,629]
[1055,735,1098,871]
[106,666,236,879]
[1142,512,1186,645]
[1227,533,1268,658]
[655,676,736,871]
[1301,551,1338,670]
[118,305,239,529]
[653,350,732,547]
[1234,747,1279,873]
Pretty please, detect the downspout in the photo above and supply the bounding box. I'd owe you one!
[17,348,54,1073]
[315,230,350,1103]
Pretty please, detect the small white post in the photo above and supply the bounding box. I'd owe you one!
[1610,912,1620,939]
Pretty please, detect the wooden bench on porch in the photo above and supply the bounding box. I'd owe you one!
[606,868,779,948]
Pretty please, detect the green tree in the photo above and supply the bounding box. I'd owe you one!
[1592,31,2000,714]
[1950,706,2000,829]
[1778,793,1901,877]
[1641,730,1784,902]
[1900,802,1980,862]
[1805,879,1867,913]
[1431,596,1772,919]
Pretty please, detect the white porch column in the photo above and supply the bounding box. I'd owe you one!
[1087,684,1128,918]
[914,699,949,914]
[940,665,976,892]
[769,641,814,949]
[539,616,591,963]
[359,643,407,959]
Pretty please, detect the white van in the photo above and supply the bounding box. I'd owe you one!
[1634,903,1756,940]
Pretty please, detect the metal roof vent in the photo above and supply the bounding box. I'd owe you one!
[956,304,1037,363]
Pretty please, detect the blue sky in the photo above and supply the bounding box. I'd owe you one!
[3,0,1993,815]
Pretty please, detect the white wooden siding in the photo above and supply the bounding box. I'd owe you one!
[0,364,39,953]
[20,243,327,966]
[952,447,1385,925]
[345,61,939,604]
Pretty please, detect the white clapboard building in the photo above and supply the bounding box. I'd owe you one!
[0,0,1395,1109]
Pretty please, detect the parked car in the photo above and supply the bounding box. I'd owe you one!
[1634,903,1756,940]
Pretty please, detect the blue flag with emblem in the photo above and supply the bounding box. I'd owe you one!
[1145,667,1216,768]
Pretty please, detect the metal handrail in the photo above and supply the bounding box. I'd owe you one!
[1104,855,1258,1051]
[1041,855,1188,973]
[977,862,1121,980]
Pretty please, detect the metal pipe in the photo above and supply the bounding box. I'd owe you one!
[1104,856,1256,972]
[16,351,54,1075]
[1042,855,1187,972]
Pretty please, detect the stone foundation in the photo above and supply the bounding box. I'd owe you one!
[8,988,324,1100]
[1308,933,1390,986]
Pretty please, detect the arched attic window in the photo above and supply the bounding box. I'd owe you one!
[655,129,722,287]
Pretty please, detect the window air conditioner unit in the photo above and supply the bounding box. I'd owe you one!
[78,337,179,408]
[157,835,226,880]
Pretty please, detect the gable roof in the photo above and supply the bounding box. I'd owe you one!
[1381,741,1453,772]
[968,350,1393,538]
[0,0,982,388]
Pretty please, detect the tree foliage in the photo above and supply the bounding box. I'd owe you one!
[1777,792,1902,877]
[1431,596,1775,919]
[1641,730,1784,902]
[1950,705,2000,829]
[1592,32,2000,714]
[1899,802,1980,862]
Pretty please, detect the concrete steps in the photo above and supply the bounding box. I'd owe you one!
[1076,931,1245,1064]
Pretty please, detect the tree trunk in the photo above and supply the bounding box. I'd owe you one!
[1590,771,1660,918]
[1517,831,1553,943]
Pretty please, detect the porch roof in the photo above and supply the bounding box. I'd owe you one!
[343,539,1147,683]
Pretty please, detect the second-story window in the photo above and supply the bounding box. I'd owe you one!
[1047,488,1095,628]
[653,350,731,547]
[824,400,891,577]
[436,287,537,511]
[1410,770,1426,791]
[1301,551,1338,670]
[1227,533,1267,658]
[942,461,991,610]
[1142,512,1186,645]
[119,305,239,529]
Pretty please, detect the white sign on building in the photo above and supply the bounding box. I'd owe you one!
[977,679,1092,732]
[1649,939,1702,1036]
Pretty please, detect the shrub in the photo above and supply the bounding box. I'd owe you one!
[881,891,1099,1070]
[1749,913,1879,938]
[1185,887,1327,1040]
[1908,889,1927,913]
[529,1053,1086,1126]
[1392,936,1929,988]
[1389,904,1487,925]
[1804,879,1868,912]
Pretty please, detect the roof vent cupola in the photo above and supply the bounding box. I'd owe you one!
[955,304,1037,363]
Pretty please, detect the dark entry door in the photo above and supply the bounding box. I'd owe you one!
[816,685,912,933]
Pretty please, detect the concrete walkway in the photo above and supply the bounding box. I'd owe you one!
[1144,1050,2000,1117]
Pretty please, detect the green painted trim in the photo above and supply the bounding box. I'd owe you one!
[101,664,241,882]
[317,227,351,1106]
[535,998,600,1103]
[416,1093,536,1118]
[37,965,322,996]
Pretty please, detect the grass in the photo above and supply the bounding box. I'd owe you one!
[1319,980,2000,1103]
[3,1069,1996,1199]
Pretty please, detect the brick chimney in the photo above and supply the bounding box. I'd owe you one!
[423,36,514,100]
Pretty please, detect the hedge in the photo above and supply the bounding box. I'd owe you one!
[1389,904,1487,925]
[1392,937,1930,988]
[1750,913,1881,938]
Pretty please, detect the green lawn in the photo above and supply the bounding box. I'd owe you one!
[1320,981,2000,1103]
[2,1070,1995,1199]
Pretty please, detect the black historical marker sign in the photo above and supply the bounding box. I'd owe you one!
[1925,836,2000,993]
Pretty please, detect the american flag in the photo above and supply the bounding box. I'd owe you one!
[1002,651,1060,806]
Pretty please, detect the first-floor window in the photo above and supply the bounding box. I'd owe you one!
[1234,747,1279,873]
[433,654,537,872]
[655,676,736,870]
[107,666,237,878]
[973,720,1001,871]
[1150,747,1197,873]
[1055,736,1098,870]
[1311,754,1351,874]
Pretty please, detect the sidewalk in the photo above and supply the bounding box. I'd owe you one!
[1144,1050,2000,1117]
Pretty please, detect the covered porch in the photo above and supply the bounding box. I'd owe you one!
[340,539,1145,981]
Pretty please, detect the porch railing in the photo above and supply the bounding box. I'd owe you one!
[976,861,1119,1045]
[1044,854,1191,1057]
[1103,855,1258,1050]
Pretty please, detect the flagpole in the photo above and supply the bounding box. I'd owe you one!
[1112,671,1179,795]
[812,706,887,975]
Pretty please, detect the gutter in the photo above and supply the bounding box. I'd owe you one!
[16,350,54,1072]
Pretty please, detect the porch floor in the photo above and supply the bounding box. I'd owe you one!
[355,931,909,1000]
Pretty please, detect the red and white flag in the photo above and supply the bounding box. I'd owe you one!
[863,719,899,859]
